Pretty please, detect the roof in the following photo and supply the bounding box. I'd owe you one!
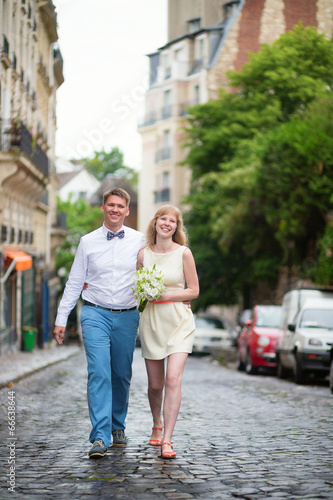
[89,175,138,206]
[57,170,81,189]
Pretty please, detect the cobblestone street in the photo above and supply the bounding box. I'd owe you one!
[0,348,332,499]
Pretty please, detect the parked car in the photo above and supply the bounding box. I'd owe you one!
[230,309,252,347]
[237,305,282,374]
[329,346,333,394]
[276,296,333,384]
[192,313,232,355]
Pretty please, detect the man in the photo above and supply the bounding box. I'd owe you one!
[54,188,145,458]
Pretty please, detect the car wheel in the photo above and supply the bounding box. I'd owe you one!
[329,359,333,395]
[294,353,306,385]
[277,358,288,379]
[245,350,258,375]
[236,349,246,371]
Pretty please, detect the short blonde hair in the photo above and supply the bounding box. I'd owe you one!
[146,205,188,247]
[103,188,130,207]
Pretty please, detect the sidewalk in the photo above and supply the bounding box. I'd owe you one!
[0,342,82,389]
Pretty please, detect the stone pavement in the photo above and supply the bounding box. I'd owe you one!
[0,349,332,499]
[0,343,82,389]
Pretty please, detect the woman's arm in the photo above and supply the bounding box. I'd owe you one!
[137,248,144,270]
[157,248,199,302]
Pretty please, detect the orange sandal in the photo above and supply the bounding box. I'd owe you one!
[161,441,176,459]
[149,427,163,446]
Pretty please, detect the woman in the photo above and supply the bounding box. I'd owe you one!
[137,205,199,459]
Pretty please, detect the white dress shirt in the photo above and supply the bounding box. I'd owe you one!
[55,224,145,327]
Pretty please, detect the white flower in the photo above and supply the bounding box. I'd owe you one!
[132,264,165,312]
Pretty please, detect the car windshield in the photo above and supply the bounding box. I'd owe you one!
[195,317,225,329]
[299,309,333,329]
[256,307,282,328]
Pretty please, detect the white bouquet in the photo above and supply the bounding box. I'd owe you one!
[132,264,165,312]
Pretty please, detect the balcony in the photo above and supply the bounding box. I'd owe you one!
[154,188,170,203]
[1,120,49,178]
[188,58,204,75]
[164,66,171,80]
[53,47,64,86]
[1,34,11,69]
[12,53,17,71]
[161,105,172,120]
[138,112,157,128]
[155,147,171,163]
[178,101,197,116]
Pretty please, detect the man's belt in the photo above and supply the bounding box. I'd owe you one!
[83,300,137,313]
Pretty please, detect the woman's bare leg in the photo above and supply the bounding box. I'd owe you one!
[162,352,188,453]
[145,359,164,441]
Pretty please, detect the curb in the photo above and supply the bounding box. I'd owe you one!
[0,346,83,389]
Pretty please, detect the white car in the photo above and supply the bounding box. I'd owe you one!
[192,314,232,354]
[329,347,333,394]
[276,297,333,384]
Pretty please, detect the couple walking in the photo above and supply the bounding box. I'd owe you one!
[54,188,199,459]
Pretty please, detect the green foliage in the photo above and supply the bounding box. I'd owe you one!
[83,147,138,186]
[55,197,103,287]
[229,23,333,118]
[183,24,333,307]
[183,91,281,180]
[256,96,333,252]
[314,225,333,285]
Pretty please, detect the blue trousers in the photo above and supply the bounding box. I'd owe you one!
[80,305,139,446]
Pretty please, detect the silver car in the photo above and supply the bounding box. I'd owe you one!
[192,314,232,354]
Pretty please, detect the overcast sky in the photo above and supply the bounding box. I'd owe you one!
[54,0,167,170]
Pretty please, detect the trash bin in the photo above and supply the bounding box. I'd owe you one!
[22,327,38,352]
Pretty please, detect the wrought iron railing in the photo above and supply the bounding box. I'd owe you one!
[154,188,170,203]
[155,147,171,163]
[188,58,204,75]
[0,119,49,177]
[138,112,157,128]
[161,105,172,120]
[1,34,9,56]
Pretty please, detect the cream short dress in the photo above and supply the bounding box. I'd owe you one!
[139,246,195,360]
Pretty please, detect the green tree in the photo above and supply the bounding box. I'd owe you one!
[55,197,103,287]
[183,24,333,307]
[230,23,333,118]
[84,147,138,186]
[184,24,333,180]
[256,97,333,254]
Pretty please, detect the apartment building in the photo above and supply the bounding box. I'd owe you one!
[138,0,333,231]
[0,0,64,353]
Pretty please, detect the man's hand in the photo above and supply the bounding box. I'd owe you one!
[53,326,65,345]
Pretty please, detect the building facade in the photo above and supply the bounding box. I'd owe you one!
[0,0,64,353]
[138,0,333,231]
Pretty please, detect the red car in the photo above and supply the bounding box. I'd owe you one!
[237,305,282,374]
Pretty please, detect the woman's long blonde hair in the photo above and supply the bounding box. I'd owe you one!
[146,205,188,248]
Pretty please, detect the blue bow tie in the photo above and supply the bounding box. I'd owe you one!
[107,230,125,240]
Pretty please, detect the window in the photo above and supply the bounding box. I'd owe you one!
[154,172,170,203]
[174,48,183,61]
[163,52,171,79]
[162,171,170,188]
[162,90,172,119]
[188,17,201,33]
[163,129,171,152]
[199,39,204,61]
[1,225,7,243]
[194,84,200,105]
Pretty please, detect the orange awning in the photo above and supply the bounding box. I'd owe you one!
[5,250,33,271]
